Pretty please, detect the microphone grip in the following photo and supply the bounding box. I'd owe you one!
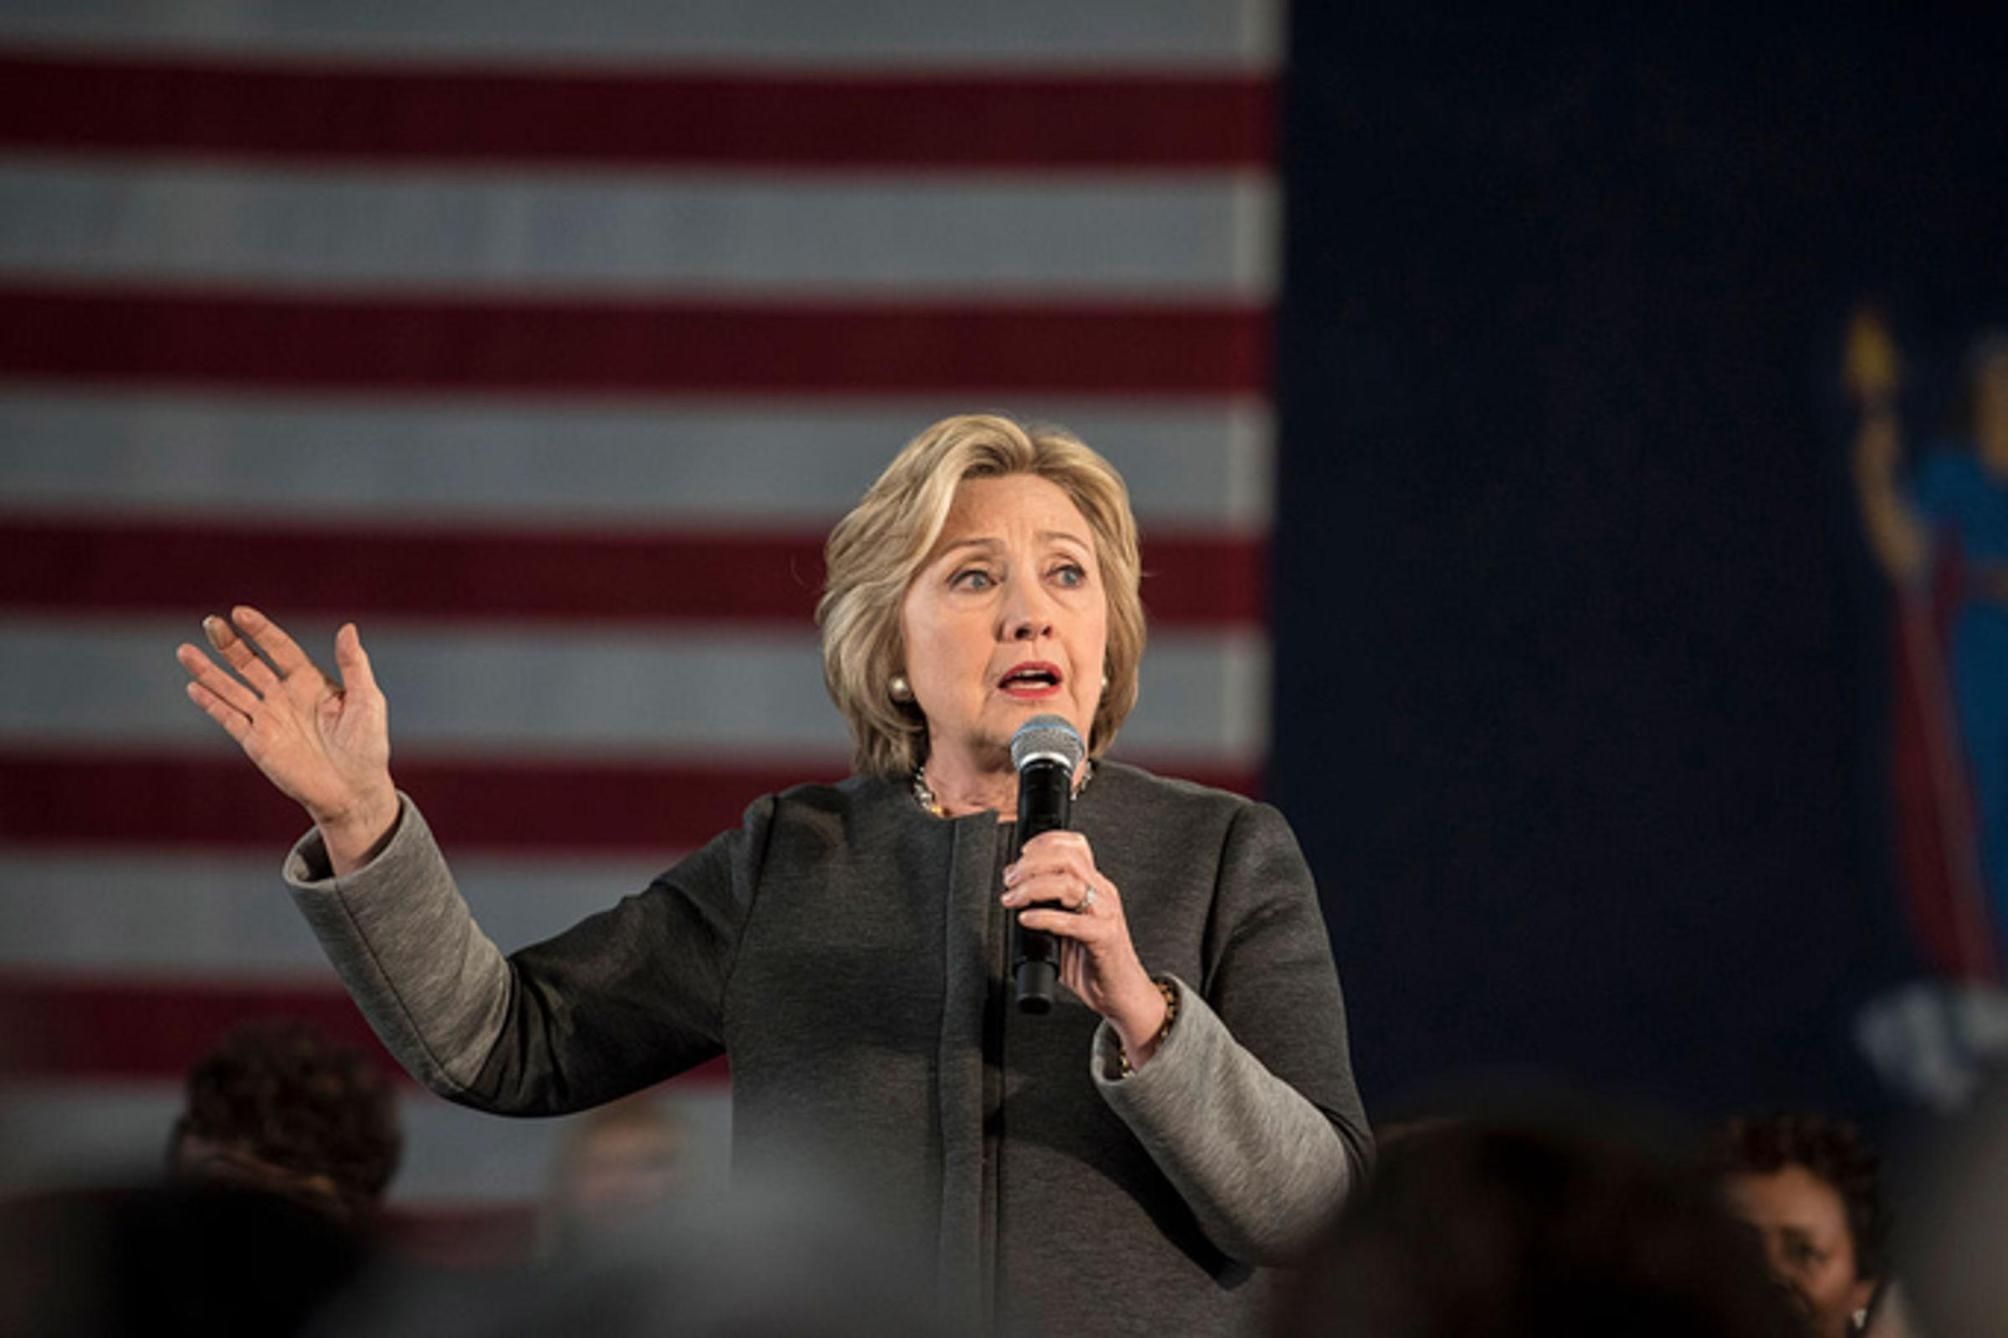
[1010,758,1073,1014]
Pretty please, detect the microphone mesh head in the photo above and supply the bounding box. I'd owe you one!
[1010,715,1085,772]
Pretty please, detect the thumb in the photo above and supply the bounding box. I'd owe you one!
[334,622,380,698]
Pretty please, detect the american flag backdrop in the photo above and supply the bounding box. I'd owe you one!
[0,1,1281,1234]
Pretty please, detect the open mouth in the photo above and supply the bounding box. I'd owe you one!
[998,663,1063,697]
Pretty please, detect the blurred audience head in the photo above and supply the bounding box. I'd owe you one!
[0,1181,370,1337]
[327,1162,953,1338]
[168,1016,401,1224]
[1274,1114,1804,1338]
[542,1095,686,1249]
[1707,1113,1884,1338]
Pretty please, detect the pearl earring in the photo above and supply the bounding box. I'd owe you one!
[889,674,914,703]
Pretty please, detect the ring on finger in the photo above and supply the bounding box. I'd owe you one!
[1079,883,1097,912]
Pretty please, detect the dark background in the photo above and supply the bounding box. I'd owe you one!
[1272,12,2008,1122]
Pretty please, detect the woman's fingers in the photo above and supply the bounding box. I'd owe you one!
[1006,854,1087,886]
[1004,836,1112,915]
[174,608,398,835]
[1001,833,1158,1028]
[1005,844,1153,1023]
[228,605,338,691]
[1014,830,1092,862]
[206,607,344,700]
[229,605,314,674]
[176,641,264,718]
[1004,868,1102,912]
[1016,906,1109,939]
[1004,833,1101,892]
[203,612,282,695]
[184,677,254,745]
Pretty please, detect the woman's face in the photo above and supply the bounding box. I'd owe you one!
[900,473,1108,774]
[1726,1166,1874,1338]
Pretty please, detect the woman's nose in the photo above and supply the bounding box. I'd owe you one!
[1007,601,1053,639]
[1002,578,1054,640]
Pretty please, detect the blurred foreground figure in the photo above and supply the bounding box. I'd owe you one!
[1896,1074,2008,1338]
[1708,1114,1887,1338]
[541,1096,688,1252]
[169,1016,402,1224]
[322,1165,951,1338]
[0,1018,392,1334]
[1273,1118,1804,1338]
[0,1182,369,1337]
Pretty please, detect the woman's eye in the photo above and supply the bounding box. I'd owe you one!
[1053,563,1086,587]
[952,568,995,590]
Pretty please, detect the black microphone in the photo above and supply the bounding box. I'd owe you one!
[1009,714,1086,1014]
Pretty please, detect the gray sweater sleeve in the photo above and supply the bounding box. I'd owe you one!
[285,792,751,1114]
[1090,978,1352,1264]
[1089,801,1370,1265]
[284,795,512,1097]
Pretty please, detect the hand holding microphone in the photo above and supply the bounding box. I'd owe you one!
[1006,715,1082,1012]
[1002,717,1171,1064]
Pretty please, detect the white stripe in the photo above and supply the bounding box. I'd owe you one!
[0,161,1275,299]
[0,391,1274,529]
[0,1082,732,1205]
[0,852,674,976]
[0,618,1272,761]
[0,0,1280,69]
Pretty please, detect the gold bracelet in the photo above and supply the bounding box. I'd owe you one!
[1117,978,1179,1078]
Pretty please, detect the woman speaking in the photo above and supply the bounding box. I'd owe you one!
[175,414,1371,1335]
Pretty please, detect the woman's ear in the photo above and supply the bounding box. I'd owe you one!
[1848,1278,1876,1331]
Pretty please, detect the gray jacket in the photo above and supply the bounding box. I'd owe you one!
[285,761,1370,1336]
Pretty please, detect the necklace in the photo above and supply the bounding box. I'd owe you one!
[911,760,1093,818]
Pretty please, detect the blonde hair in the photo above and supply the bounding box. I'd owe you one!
[818,413,1146,777]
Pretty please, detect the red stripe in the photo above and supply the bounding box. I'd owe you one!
[0,52,1273,169]
[0,515,1267,628]
[0,970,731,1086]
[0,284,1268,398]
[0,751,1262,853]
[0,751,828,854]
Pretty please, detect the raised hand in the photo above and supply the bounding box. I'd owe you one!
[175,606,399,873]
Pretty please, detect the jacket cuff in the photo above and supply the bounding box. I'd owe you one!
[283,792,418,892]
[1090,973,1202,1086]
